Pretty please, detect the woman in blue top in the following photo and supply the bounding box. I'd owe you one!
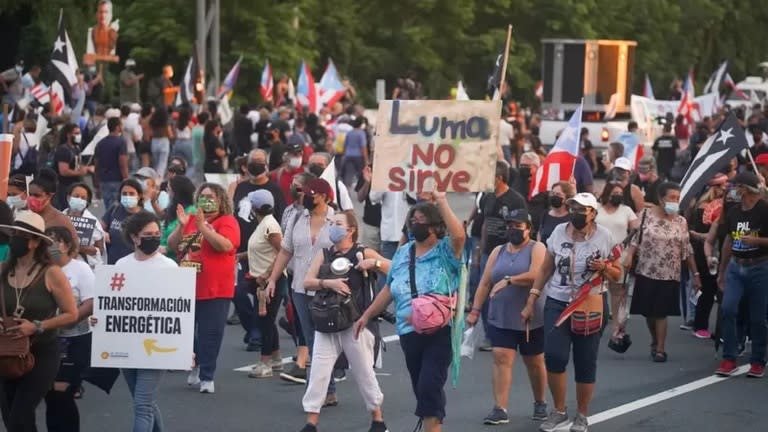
[467,208,548,426]
[355,191,465,432]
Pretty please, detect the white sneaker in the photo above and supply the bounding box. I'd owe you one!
[199,380,215,394]
[248,362,274,378]
[187,367,200,386]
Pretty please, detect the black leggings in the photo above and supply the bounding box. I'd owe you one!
[45,334,92,432]
[694,271,719,331]
[0,342,59,432]
[258,277,284,357]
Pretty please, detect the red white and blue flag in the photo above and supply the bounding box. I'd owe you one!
[260,61,273,103]
[216,56,242,100]
[643,74,655,100]
[530,103,582,199]
[677,69,696,125]
[724,73,748,100]
[30,82,51,104]
[318,58,346,108]
[296,60,318,114]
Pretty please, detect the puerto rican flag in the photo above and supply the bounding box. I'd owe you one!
[643,74,655,100]
[30,82,51,104]
[530,103,582,199]
[677,69,696,125]
[50,81,65,115]
[724,73,748,100]
[260,60,273,103]
[318,58,346,108]
[296,60,318,114]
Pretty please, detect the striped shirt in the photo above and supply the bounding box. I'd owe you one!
[281,206,335,295]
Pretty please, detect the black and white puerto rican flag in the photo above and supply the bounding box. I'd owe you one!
[175,49,201,106]
[679,113,749,209]
[49,10,78,102]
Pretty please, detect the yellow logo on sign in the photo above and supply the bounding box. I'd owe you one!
[143,339,178,356]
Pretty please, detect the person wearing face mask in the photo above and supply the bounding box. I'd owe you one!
[64,183,106,268]
[537,182,575,245]
[0,211,78,432]
[306,152,354,211]
[93,117,130,211]
[608,158,645,212]
[91,211,177,431]
[267,179,335,389]
[28,169,80,249]
[353,193,465,432]
[161,175,196,261]
[53,123,93,210]
[168,183,239,394]
[134,167,170,217]
[625,182,700,363]
[635,156,662,206]
[6,174,29,215]
[102,178,144,264]
[270,141,306,203]
[468,209,549,425]
[595,182,639,344]
[299,210,391,432]
[523,193,620,432]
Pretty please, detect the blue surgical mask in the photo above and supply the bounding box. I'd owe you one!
[157,191,170,209]
[663,201,680,215]
[328,225,349,244]
[6,195,25,210]
[121,195,139,209]
[68,197,87,212]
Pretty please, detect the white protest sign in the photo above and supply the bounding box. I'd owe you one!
[91,265,196,370]
[371,100,500,193]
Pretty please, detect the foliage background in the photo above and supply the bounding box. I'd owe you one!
[2,0,768,106]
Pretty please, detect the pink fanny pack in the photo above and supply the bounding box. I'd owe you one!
[408,244,455,334]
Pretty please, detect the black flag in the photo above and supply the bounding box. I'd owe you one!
[679,113,749,209]
[486,49,504,99]
[48,10,78,103]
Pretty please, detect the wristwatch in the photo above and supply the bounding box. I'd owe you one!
[374,260,382,269]
[504,275,512,285]
[32,320,44,335]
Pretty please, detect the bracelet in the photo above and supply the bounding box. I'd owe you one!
[529,289,542,297]
[471,306,482,313]
[693,272,700,276]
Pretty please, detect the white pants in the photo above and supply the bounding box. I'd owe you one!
[302,327,384,413]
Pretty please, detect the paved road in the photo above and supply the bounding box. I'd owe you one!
[37,188,768,431]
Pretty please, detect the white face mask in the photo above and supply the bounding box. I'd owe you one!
[288,157,302,169]
[6,195,25,210]
[74,134,82,144]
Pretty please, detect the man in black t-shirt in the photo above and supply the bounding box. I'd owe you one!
[652,124,679,180]
[354,164,382,252]
[717,171,768,378]
[54,123,92,210]
[580,127,597,174]
[636,156,662,205]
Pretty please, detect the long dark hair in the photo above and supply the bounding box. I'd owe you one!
[165,175,196,225]
[177,106,192,131]
[599,181,623,206]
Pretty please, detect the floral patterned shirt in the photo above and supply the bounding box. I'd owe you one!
[631,209,692,282]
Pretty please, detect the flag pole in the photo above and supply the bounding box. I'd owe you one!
[571,98,584,178]
[745,149,762,177]
[496,25,513,103]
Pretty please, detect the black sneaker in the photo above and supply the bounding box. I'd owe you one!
[299,424,317,432]
[483,406,509,425]
[369,420,389,432]
[279,317,296,337]
[227,312,240,325]
[280,363,308,384]
[333,369,347,382]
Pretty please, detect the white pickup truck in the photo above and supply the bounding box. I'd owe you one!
[539,116,630,149]
[724,76,768,114]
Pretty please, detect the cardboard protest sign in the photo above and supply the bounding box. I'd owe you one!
[91,265,196,370]
[69,215,96,246]
[371,100,501,193]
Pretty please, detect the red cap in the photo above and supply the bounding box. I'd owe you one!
[305,178,333,198]
[755,153,768,166]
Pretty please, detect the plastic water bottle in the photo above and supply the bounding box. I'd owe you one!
[708,256,719,276]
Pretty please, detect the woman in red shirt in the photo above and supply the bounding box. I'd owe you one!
[168,183,240,394]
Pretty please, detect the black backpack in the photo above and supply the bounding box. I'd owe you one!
[12,134,39,176]
[310,246,367,333]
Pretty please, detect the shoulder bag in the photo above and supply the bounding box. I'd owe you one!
[408,244,455,335]
[310,248,361,333]
[569,248,604,336]
[0,272,36,379]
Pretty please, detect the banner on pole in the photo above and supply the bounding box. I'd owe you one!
[371,100,500,193]
[91,265,196,370]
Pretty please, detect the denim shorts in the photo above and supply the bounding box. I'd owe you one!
[543,296,604,384]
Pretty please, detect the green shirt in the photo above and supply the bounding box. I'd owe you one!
[161,205,196,261]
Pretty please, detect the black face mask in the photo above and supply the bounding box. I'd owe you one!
[519,167,531,182]
[570,213,588,230]
[137,236,161,255]
[290,186,301,201]
[247,162,266,177]
[9,236,29,258]
[609,194,623,207]
[410,223,432,242]
[549,195,564,208]
[303,195,317,211]
[507,228,526,245]
[308,164,324,177]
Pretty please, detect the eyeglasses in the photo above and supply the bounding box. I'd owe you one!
[568,206,588,215]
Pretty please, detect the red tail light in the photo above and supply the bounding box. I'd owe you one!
[601,128,610,142]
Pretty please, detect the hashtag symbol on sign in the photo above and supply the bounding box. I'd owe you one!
[110,273,126,291]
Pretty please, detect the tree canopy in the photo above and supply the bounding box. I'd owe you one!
[3,0,768,106]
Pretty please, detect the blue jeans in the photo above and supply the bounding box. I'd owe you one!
[232,266,263,345]
[679,269,696,322]
[151,138,170,179]
[172,138,195,179]
[721,260,768,364]
[122,369,164,432]
[292,292,336,394]
[380,241,400,261]
[194,298,230,381]
[100,181,122,210]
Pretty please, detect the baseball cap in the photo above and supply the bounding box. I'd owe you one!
[305,179,333,198]
[755,153,768,166]
[285,140,303,153]
[125,58,136,67]
[637,156,656,174]
[614,157,633,172]
[248,190,274,209]
[502,207,530,224]
[567,192,599,210]
[134,167,159,180]
[732,171,760,190]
